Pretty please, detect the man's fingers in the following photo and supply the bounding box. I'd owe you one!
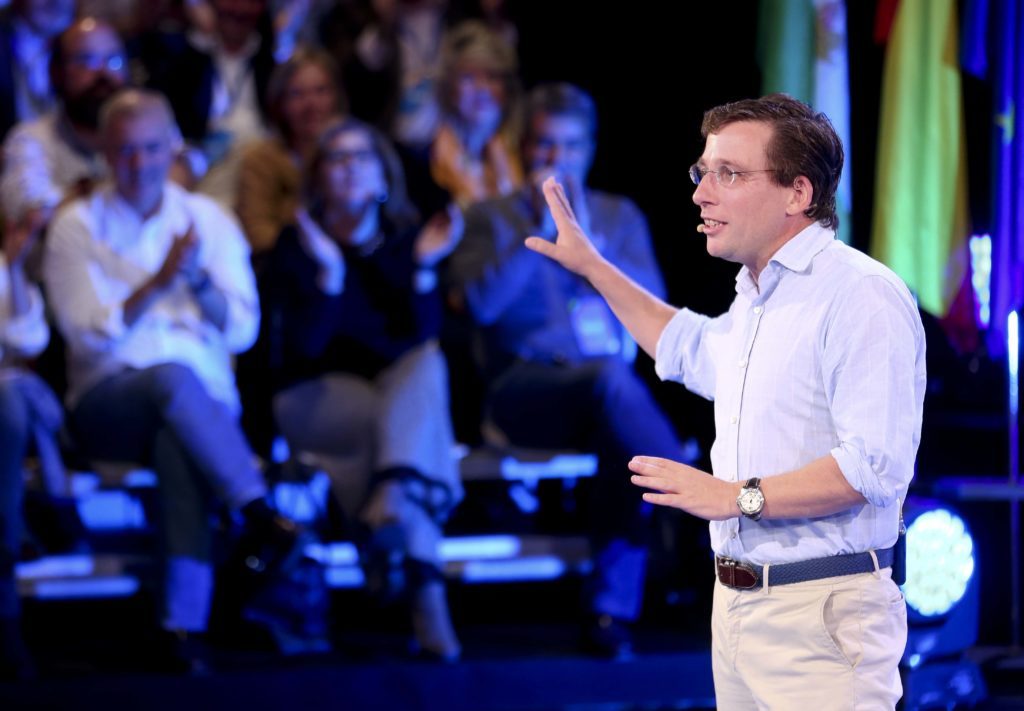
[630,474,675,494]
[541,176,578,231]
[525,235,557,258]
[628,456,672,473]
[641,492,676,507]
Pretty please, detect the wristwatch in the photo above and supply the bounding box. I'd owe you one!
[736,477,765,521]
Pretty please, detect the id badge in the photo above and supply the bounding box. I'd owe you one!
[570,295,621,357]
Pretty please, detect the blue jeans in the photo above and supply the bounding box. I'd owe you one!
[70,363,267,631]
[489,358,686,620]
[0,379,31,618]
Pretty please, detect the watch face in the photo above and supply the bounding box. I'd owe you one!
[738,489,763,513]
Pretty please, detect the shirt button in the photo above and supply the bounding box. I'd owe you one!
[730,415,738,425]
[753,306,763,315]
[738,358,747,368]
[731,532,737,540]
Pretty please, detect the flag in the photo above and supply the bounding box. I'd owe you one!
[870,0,968,317]
[758,0,853,244]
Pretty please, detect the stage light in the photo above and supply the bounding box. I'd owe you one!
[903,507,976,618]
[900,498,986,709]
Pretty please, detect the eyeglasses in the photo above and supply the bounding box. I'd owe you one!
[323,149,378,166]
[66,53,126,73]
[688,164,774,187]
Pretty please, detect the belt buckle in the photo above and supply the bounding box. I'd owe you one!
[716,556,760,590]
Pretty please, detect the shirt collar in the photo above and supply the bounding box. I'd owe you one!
[735,222,835,300]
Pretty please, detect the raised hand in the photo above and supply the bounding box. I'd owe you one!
[414,203,464,268]
[524,177,604,279]
[628,456,736,522]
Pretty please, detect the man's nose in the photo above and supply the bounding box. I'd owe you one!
[692,174,714,205]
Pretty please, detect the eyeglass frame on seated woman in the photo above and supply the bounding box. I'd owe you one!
[304,117,420,233]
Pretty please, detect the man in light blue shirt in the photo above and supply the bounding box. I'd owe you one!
[527,94,925,709]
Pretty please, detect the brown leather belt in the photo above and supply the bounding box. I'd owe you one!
[715,556,760,589]
[715,546,896,591]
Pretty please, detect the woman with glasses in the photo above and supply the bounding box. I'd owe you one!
[259,117,464,661]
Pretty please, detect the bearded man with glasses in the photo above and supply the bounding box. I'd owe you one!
[527,93,925,709]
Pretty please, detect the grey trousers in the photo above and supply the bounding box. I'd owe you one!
[274,341,461,566]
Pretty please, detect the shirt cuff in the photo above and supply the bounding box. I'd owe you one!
[829,445,897,508]
[654,307,705,382]
[1,289,48,357]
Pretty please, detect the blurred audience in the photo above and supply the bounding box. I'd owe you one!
[145,0,276,205]
[43,88,301,672]
[260,117,463,661]
[235,46,343,262]
[0,0,77,141]
[1,17,128,235]
[428,19,521,209]
[0,212,56,680]
[449,83,695,660]
[338,0,448,153]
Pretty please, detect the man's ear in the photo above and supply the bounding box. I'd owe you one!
[787,175,814,216]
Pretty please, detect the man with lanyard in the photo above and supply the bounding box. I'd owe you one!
[450,83,697,659]
[526,93,925,708]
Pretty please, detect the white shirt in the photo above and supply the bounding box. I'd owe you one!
[0,253,48,367]
[43,182,259,413]
[655,223,926,565]
[0,110,107,220]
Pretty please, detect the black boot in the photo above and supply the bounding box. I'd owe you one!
[236,498,307,577]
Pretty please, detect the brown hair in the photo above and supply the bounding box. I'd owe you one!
[264,46,344,141]
[439,20,521,135]
[523,82,598,143]
[305,116,418,233]
[701,93,844,230]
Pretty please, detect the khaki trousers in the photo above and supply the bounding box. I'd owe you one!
[711,567,906,710]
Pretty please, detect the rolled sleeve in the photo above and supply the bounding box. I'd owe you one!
[824,275,926,508]
[1,285,49,359]
[655,307,716,400]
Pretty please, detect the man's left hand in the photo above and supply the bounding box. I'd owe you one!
[629,456,738,521]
